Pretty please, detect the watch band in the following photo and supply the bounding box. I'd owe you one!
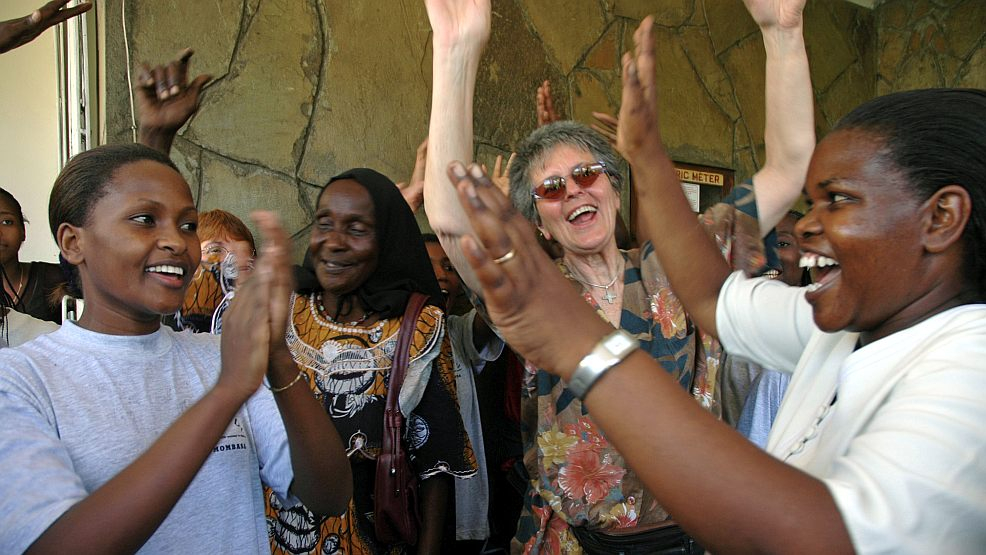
[567,329,638,399]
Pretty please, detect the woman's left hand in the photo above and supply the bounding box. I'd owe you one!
[616,16,663,165]
[250,211,295,363]
[445,162,612,378]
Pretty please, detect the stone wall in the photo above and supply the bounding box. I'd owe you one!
[874,0,985,95]
[100,0,876,259]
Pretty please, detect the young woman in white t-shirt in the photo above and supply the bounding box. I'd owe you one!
[0,143,351,553]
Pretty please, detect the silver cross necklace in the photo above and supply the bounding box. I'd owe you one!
[570,268,621,304]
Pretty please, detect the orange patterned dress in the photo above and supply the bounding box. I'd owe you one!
[265,292,476,554]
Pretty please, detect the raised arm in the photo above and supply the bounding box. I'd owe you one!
[0,0,90,54]
[422,0,491,294]
[616,17,729,336]
[445,161,852,555]
[136,49,212,155]
[747,0,814,231]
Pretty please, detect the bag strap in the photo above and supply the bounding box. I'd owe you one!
[382,292,429,442]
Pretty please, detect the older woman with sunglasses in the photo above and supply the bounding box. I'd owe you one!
[422,0,813,552]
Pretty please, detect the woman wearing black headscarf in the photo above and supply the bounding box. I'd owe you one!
[265,169,476,554]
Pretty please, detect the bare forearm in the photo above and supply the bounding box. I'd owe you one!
[423,45,484,293]
[137,126,177,155]
[566,350,852,554]
[27,387,246,553]
[268,348,351,516]
[632,144,731,336]
[416,474,451,555]
[756,23,814,232]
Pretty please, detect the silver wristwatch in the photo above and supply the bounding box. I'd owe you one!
[567,330,638,399]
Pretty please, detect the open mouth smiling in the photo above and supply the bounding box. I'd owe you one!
[799,252,840,295]
[145,264,187,286]
[566,204,598,224]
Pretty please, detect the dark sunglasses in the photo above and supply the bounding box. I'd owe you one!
[532,161,609,201]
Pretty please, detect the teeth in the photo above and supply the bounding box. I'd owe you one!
[146,265,185,276]
[567,205,597,222]
[799,254,839,269]
[806,282,822,292]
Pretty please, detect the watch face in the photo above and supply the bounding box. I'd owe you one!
[606,330,637,355]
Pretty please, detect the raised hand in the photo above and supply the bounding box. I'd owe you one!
[217,250,273,401]
[743,0,806,30]
[536,80,560,127]
[446,162,611,375]
[425,0,491,53]
[397,138,428,212]
[137,48,212,154]
[250,211,294,350]
[488,152,515,196]
[0,0,91,54]
[616,16,662,165]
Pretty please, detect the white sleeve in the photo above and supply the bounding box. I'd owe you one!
[245,386,298,507]
[715,271,815,373]
[824,347,986,553]
[0,363,86,553]
[449,311,504,374]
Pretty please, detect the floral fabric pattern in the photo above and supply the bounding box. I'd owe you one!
[513,182,764,553]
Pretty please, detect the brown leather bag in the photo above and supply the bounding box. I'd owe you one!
[373,292,428,545]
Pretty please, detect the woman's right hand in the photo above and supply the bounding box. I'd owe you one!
[445,162,612,379]
[425,0,491,54]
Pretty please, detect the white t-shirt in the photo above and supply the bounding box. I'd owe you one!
[0,322,296,554]
[717,271,986,554]
[3,308,58,347]
[447,310,504,541]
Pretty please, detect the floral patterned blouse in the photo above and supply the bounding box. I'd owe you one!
[513,182,765,554]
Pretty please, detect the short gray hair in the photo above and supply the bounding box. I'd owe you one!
[508,121,623,224]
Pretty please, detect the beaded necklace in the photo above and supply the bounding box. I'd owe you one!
[309,292,385,341]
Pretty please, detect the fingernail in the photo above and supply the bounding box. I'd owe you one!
[170,85,180,95]
[451,162,466,178]
[469,164,484,179]
[464,181,482,208]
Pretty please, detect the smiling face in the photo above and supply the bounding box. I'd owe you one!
[310,179,379,307]
[0,195,25,267]
[68,160,199,334]
[531,144,620,256]
[796,128,935,341]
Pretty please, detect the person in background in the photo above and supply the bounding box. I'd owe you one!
[1,1,94,324]
[175,209,257,333]
[0,188,64,323]
[422,233,506,551]
[735,210,809,447]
